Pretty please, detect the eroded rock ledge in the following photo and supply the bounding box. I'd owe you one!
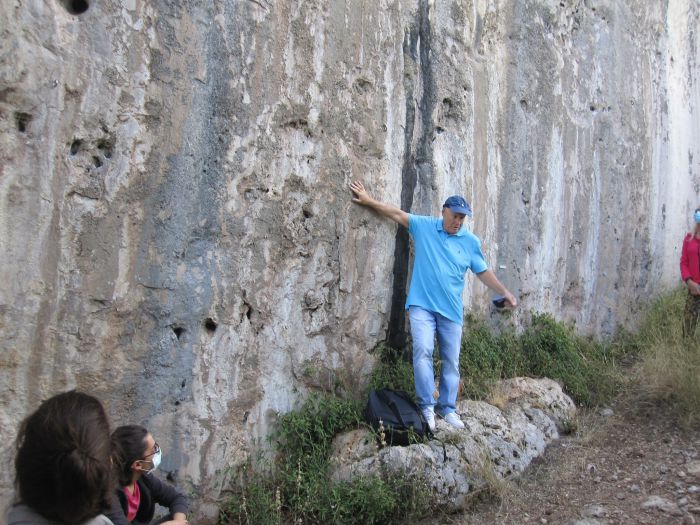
[329,377,575,512]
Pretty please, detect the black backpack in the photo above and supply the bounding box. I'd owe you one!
[364,389,433,446]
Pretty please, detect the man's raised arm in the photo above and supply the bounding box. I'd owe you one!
[350,181,409,228]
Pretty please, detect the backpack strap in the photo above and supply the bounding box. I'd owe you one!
[429,434,448,462]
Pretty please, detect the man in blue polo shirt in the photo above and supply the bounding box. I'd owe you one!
[350,180,517,430]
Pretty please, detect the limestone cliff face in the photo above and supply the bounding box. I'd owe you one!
[0,0,697,516]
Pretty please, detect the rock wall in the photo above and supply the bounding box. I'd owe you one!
[0,0,698,518]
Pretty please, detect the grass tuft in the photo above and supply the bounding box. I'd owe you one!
[631,288,700,427]
[464,450,515,507]
[366,343,415,394]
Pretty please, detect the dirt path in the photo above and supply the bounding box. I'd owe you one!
[447,399,700,525]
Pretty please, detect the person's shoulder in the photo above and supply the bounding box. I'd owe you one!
[459,228,481,244]
[141,472,162,489]
[141,472,180,495]
[408,214,438,228]
[408,213,434,221]
[6,504,56,525]
[84,515,115,525]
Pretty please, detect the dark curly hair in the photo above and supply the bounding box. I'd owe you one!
[14,390,113,524]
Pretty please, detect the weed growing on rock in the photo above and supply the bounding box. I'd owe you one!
[465,450,515,506]
[559,416,579,436]
[219,461,278,525]
[367,342,415,393]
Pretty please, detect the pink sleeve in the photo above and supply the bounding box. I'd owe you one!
[680,234,692,282]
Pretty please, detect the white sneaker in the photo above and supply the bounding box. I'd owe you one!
[440,411,465,429]
[421,407,436,431]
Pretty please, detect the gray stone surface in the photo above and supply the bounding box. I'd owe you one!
[642,495,684,516]
[0,0,698,518]
[329,377,575,512]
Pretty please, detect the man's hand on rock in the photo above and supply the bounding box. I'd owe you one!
[350,181,372,206]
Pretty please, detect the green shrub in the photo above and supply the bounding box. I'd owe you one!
[219,461,280,525]
[326,472,432,524]
[460,316,524,399]
[328,477,395,524]
[275,395,361,468]
[220,393,432,525]
[460,313,623,406]
[519,313,620,406]
[367,343,415,394]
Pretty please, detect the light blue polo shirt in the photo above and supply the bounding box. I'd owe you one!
[405,214,488,325]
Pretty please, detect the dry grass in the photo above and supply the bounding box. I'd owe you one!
[463,450,516,508]
[628,289,700,428]
[484,382,510,409]
[633,340,700,427]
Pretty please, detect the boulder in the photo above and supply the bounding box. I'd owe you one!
[329,377,575,512]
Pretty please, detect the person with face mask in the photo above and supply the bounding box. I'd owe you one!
[680,206,700,337]
[106,426,188,525]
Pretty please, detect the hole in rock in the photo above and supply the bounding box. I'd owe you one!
[181,379,186,388]
[172,326,185,339]
[60,0,90,15]
[96,139,113,158]
[15,112,32,133]
[92,156,102,168]
[174,400,180,406]
[302,209,312,219]
[70,139,82,155]
[287,118,308,130]
[204,318,218,333]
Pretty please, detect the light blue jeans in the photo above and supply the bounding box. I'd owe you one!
[408,305,462,415]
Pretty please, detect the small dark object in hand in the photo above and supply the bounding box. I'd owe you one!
[492,296,506,308]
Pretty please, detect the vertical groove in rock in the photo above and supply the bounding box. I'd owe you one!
[386,0,436,350]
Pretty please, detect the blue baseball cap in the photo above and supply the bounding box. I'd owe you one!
[443,195,472,217]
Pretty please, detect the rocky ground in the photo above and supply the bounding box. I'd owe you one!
[445,398,700,525]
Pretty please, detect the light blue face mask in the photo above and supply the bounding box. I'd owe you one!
[695,210,700,224]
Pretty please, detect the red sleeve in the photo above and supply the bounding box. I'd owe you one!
[681,234,692,282]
